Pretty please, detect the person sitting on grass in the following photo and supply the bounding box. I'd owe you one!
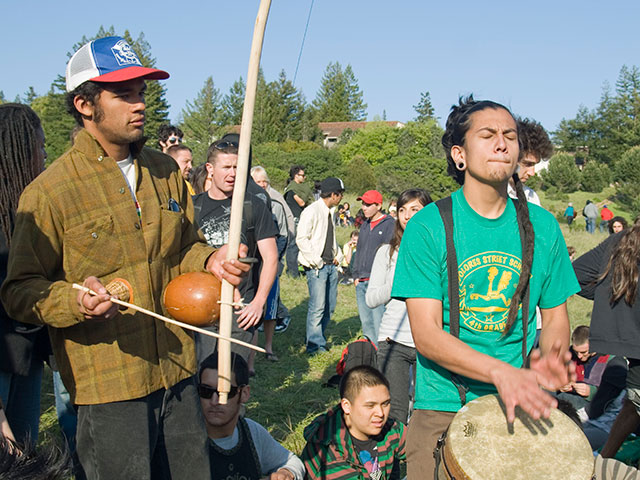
[302,365,406,479]
[557,325,610,410]
[198,352,305,480]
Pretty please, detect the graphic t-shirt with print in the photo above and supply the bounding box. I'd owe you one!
[391,188,580,412]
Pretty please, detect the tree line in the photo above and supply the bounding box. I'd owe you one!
[534,65,640,216]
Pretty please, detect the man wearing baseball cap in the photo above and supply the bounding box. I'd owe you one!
[353,190,395,346]
[1,36,250,479]
[296,177,345,355]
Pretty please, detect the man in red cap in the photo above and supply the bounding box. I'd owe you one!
[353,190,395,345]
[1,36,249,479]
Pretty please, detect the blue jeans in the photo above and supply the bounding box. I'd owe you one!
[305,264,338,353]
[356,280,385,346]
[53,370,78,453]
[0,360,43,444]
[586,217,596,233]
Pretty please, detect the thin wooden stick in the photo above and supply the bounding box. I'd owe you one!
[72,284,266,353]
[218,0,272,404]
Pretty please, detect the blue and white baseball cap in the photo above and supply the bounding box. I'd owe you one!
[65,36,169,92]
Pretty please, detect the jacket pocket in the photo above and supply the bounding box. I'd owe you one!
[159,209,184,259]
[63,215,123,280]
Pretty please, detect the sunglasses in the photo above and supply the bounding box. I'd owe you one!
[213,140,239,150]
[167,136,182,145]
[198,383,243,399]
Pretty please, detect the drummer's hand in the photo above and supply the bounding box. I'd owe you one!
[491,364,558,424]
[77,276,119,321]
[206,244,251,286]
[529,341,575,390]
[558,383,573,393]
[236,299,264,330]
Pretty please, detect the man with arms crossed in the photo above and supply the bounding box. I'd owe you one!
[392,96,579,479]
[0,36,249,479]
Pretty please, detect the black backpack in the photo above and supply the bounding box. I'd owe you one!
[325,338,378,388]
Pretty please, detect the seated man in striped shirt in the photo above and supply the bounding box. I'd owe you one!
[302,366,406,479]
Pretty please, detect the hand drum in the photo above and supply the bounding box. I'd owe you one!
[163,272,222,326]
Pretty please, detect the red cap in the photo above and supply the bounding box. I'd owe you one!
[357,190,383,204]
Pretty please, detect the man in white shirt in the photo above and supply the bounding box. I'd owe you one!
[296,177,345,354]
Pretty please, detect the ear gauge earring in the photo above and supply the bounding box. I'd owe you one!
[457,161,466,170]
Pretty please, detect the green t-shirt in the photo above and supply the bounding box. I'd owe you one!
[391,188,580,412]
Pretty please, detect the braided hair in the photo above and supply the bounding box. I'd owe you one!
[441,95,535,334]
[0,103,44,247]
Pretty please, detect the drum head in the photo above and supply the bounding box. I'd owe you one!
[442,394,594,480]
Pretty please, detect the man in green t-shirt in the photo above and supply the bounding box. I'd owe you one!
[392,96,580,479]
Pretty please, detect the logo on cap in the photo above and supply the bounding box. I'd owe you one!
[111,40,142,67]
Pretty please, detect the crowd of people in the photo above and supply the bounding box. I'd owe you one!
[1,35,640,480]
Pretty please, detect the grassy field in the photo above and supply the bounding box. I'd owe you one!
[36,189,625,469]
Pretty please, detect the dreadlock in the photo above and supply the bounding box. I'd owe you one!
[506,173,535,333]
[0,103,44,247]
[600,218,640,306]
[442,95,535,334]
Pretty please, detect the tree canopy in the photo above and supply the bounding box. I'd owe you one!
[312,62,367,122]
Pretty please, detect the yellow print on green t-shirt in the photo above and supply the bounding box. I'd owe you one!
[457,251,522,332]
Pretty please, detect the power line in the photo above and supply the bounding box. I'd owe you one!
[293,0,314,86]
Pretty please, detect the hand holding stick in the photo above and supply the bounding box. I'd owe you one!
[72,284,266,353]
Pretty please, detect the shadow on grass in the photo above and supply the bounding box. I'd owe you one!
[249,279,363,454]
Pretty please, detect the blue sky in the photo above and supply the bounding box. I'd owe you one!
[2,1,638,132]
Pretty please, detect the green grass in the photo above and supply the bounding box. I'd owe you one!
[37,190,610,464]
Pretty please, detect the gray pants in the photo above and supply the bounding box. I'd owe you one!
[377,339,416,424]
[76,376,210,480]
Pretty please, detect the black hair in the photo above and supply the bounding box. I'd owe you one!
[0,436,72,480]
[287,165,305,185]
[388,188,432,260]
[442,95,534,335]
[189,163,209,195]
[199,351,250,387]
[339,365,389,402]
[166,144,192,157]
[0,103,43,247]
[65,81,104,126]
[441,95,516,186]
[517,117,553,161]
[157,124,184,145]
[609,216,628,235]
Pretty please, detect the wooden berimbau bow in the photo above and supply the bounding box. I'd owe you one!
[218,0,272,404]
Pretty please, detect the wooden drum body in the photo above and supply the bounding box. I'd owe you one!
[438,394,594,480]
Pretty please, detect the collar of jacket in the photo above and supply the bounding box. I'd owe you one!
[73,128,147,161]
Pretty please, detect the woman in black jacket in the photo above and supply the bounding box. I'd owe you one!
[573,217,640,457]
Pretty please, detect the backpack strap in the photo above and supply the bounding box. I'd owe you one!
[436,197,468,406]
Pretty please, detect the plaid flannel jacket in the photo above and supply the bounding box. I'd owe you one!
[0,129,214,405]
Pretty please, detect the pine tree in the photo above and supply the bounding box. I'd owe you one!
[23,87,38,106]
[413,91,435,122]
[312,62,367,122]
[221,77,245,127]
[0,91,5,104]
[180,76,223,163]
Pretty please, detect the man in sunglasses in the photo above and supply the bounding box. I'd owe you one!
[198,352,304,480]
[193,136,279,365]
[157,123,184,153]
